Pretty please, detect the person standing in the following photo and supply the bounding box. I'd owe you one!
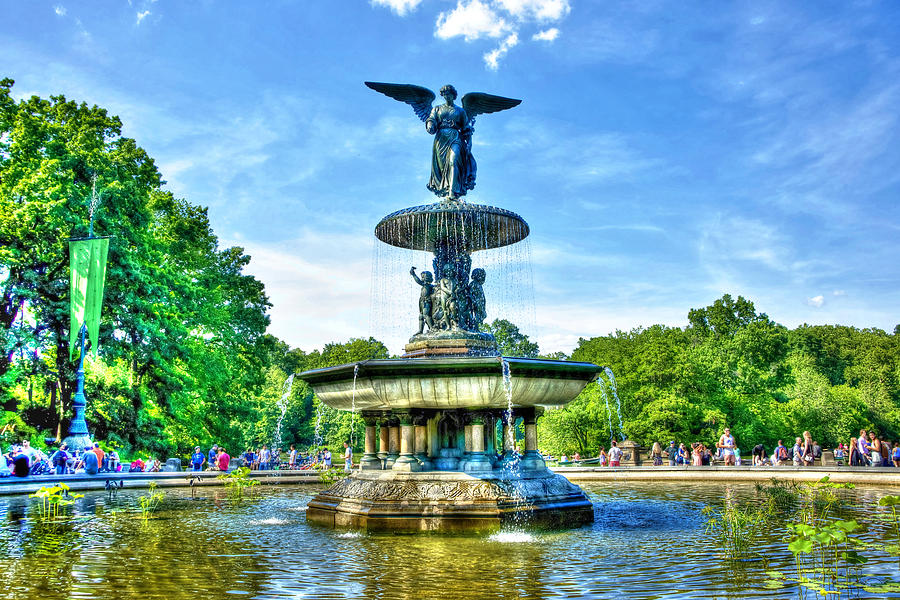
[343,441,353,472]
[323,447,332,469]
[50,444,69,475]
[717,428,737,466]
[216,447,231,472]
[792,437,804,466]
[608,441,622,467]
[801,431,814,466]
[867,432,882,468]
[858,430,871,466]
[208,444,219,469]
[190,446,206,471]
[259,445,271,471]
[650,442,663,466]
[666,441,677,466]
[289,444,297,469]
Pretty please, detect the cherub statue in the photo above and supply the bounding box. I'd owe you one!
[365,82,521,200]
[410,267,434,335]
[435,263,458,329]
[468,268,487,331]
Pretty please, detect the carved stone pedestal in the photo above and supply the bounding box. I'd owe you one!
[306,470,594,532]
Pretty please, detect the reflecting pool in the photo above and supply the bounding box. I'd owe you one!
[2,481,899,599]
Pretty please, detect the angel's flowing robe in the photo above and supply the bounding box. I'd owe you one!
[426,103,476,198]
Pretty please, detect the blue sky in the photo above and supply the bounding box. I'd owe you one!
[3,1,899,354]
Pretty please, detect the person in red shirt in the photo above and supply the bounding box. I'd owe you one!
[92,443,105,471]
[216,447,231,472]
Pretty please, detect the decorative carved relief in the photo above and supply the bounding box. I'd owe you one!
[323,475,582,503]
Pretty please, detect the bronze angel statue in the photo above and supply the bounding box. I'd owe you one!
[365,82,521,200]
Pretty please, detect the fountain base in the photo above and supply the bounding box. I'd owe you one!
[403,331,499,358]
[306,469,593,532]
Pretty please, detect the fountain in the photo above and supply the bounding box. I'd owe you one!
[297,82,603,531]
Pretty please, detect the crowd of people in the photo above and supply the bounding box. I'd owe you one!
[557,427,900,468]
[1,440,126,476]
[1,436,361,479]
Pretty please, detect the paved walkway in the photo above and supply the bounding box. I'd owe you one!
[1,465,898,496]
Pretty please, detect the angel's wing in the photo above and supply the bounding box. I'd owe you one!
[461,92,521,120]
[364,82,436,123]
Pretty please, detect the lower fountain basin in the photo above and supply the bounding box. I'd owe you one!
[298,357,603,411]
[306,469,594,532]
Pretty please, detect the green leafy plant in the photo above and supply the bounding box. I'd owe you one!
[29,483,84,520]
[755,478,800,511]
[218,466,259,501]
[138,482,164,520]
[703,498,773,560]
[787,519,867,597]
[781,476,868,598]
[316,463,346,486]
[878,495,900,559]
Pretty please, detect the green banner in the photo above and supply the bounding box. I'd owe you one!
[69,238,109,360]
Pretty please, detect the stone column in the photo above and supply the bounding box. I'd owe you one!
[393,411,420,471]
[414,411,432,470]
[377,413,389,465]
[459,421,473,471]
[385,416,400,469]
[464,412,493,472]
[485,413,499,467]
[520,407,546,471]
[360,412,382,470]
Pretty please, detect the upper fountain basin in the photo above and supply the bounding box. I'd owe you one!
[375,200,529,252]
[297,357,603,411]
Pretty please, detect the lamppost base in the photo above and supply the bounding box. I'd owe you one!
[61,433,93,454]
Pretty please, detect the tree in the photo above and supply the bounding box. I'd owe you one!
[483,319,539,357]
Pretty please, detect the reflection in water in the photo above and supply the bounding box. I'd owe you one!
[0,481,899,599]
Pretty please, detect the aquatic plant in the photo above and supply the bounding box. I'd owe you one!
[782,477,868,598]
[138,482,164,520]
[29,483,84,520]
[879,494,900,560]
[218,467,259,501]
[703,498,773,560]
[317,465,346,486]
[787,519,867,598]
[754,478,800,511]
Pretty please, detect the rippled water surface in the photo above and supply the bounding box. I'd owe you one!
[2,480,899,599]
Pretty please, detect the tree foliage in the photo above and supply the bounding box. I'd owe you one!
[539,295,899,456]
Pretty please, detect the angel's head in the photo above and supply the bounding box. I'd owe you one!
[440,84,458,102]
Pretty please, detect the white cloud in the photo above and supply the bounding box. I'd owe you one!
[54,5,66,16]
[496,0,570,21]
[370,0,423,16]
[532,28,559,42]
[484,32,519,70]
[136,10,150,24]
[435,0,510,41]
[807,295,825,308]
[832,290,846,296]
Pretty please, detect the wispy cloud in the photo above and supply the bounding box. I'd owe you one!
[382,0,570,69]
[435,0,509,41]
[54,5,66,16]
[484,33,519,70]
[370,0,423,17]
[136,10,151,25]
[807,295,825,308]
[532,28,558,42]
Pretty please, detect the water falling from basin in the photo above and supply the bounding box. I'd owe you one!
[273,374,295,452]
